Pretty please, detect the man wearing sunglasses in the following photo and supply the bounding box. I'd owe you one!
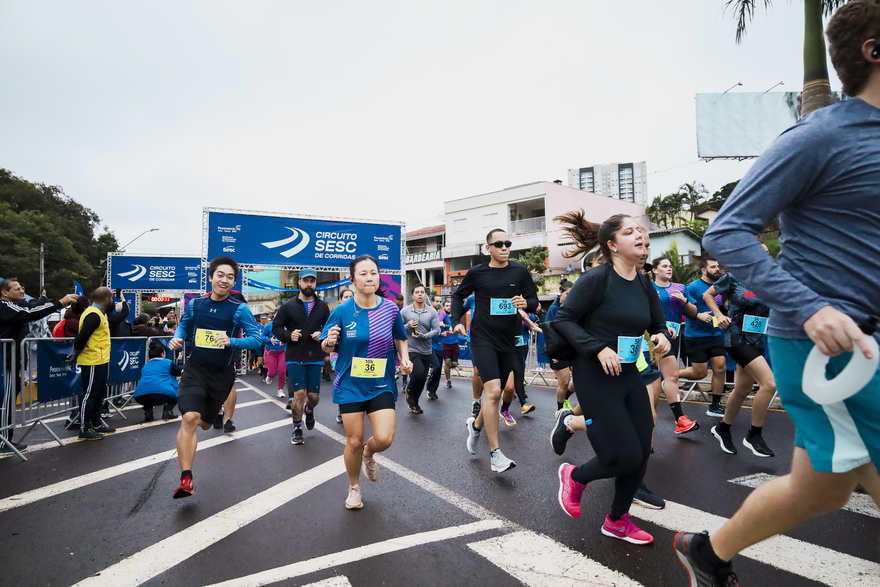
[452,229,539,473]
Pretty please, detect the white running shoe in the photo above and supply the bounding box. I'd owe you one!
[276,389,285,398]
[362,453,380,482]
[466,416,481,455]
[345,484,363,509]
[490,448,516,473]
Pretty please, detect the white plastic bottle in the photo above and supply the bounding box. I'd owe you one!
[802,317,879,405]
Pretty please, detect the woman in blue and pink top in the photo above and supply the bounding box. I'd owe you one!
[321,255,412,510]
[651,257,700,435]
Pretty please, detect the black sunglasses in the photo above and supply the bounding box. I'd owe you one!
[489,240,513,249]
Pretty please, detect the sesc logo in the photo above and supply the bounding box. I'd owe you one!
[118,350,130,370]
[223,246,235,253]
[378,254,389,260]
[118,264,147,282]
[117,349,141,371]
[262,227,311,258]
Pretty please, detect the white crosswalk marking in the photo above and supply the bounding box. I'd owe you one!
[729,473,880,519]
[632,500,880,586]
[301,578,352,587]
[71,457,346,587]
[468,530,646,586]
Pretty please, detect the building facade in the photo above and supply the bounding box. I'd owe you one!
[567,161,648,206]
[404,224,446,300]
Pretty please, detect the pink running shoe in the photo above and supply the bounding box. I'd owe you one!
[557,463,586,518]
[601,513,654,545]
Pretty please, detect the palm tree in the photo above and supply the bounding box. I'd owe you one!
[664,242,700,284]
[726,0,849,117]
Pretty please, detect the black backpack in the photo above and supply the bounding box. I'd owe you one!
[539,319,578,361]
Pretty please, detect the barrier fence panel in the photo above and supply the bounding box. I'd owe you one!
[0,339,25,461]
[18,337,78,447]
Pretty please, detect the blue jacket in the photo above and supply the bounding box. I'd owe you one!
[134,358,180,399]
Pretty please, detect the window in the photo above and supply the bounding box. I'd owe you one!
[454,218,467,232]
[483,213,498,228]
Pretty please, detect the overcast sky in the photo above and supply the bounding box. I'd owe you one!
[0,1,841,255]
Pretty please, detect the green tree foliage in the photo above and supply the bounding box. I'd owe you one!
[763,237,780,258]
[0,168,119,297]
[514,245,548,286]
[663,242,699,284]
[646,182,710,228]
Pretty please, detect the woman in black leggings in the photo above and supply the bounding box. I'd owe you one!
[549,211,670,545]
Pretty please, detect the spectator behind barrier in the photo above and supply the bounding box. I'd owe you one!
[133,341,181,422]
[59,296,90,338]
[132,313,166,338]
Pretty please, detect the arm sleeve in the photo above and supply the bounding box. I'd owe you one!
[423,310,441,339]
[261,323,274,345]
[393,310,408,341]
[553,272,608,357]
[271,305,293,344]
[169,363,183,377]
[229,305,263,351]
[450,272,477,329]
[174,303,194,340]
[108,302,130,327]
[520,269,539,313]
[73,313,101,351]
[702,124,830,329]
[0,300,62,324]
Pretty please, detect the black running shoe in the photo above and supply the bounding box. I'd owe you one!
[94,424,116,435]
[0,442,29,456]
[223,419,236,433]
[162,409,178,420]
[291,427,304,445]
[471,400,481,417]
[144,408,155,422]
[427,392,438,400]
[711,426,737,455]
[213,412,224,429]
[78,428,104,441]
[633,483,666,509]
[550,409,574,456]
[674,531,739,586]
[304,407,315,430]
[408,404,423,414]
[743,433,775,458]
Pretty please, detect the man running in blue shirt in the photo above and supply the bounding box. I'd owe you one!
[169,257,261,499]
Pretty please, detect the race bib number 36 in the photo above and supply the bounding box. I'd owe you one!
[617,336,642,363]
[490,298,516,315]
[352,357,387,378]
[195,328,226,349]
[742,314,768,334]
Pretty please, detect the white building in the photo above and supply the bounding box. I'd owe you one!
[404,224,446,298]
[648,228,703,265]
[443,181,647,283]
[567,162,648,205]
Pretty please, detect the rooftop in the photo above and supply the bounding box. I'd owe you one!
[406,224,445,239]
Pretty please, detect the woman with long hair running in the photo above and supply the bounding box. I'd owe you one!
[321,256,412,509]
[549,210,670,545]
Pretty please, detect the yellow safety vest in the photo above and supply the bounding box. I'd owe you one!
[77,306,111,365]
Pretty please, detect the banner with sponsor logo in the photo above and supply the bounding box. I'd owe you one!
[109,255,203,291]
[205,210,402,271]
[109,338,147,385]
[35,339,82,401]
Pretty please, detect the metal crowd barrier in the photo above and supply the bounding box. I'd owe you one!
[17,337,75,450]
[0,339,25,461]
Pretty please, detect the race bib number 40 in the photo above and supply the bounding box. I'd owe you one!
[617,336,642,363]
[490,298,516,315]
[195,328,226,349]
[742,315,768,334]
[352,357,387,378]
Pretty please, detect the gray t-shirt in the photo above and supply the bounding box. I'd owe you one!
[703,98,880,343]
[400,304,440,355]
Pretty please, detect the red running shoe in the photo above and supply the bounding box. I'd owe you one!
[173,475,194,499]
[676,415,699,434]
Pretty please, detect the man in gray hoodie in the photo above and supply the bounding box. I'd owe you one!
[400,284,440,414]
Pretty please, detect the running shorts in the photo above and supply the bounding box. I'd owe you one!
[287,362,322,394]
[769,336,880,474]
[469,344,516,385]
[443,343,460,361]
[726,343,764,369]
[639,351,662,386]
[177,359,236,423]
[683,336,726,364]
[338,391,396,414]
[550,358,574,371]
[661,336,681,360]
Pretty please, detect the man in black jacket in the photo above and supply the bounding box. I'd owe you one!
[0,278,77,455]
[272,269,330,445]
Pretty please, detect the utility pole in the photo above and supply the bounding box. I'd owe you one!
[39,243,44,292]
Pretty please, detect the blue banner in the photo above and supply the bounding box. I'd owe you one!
[109,256,203,291]
[109,338,147,384]
[73,281,84,296]
[206,211,402,271]
[36,340,82,402]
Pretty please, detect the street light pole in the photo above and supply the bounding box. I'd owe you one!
[104,228,160,285]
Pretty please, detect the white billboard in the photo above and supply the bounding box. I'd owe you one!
[695,91,847,159]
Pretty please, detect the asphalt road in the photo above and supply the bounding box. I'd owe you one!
[1,373,878,587]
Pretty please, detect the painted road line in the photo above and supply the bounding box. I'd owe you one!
[240,380,504,522]
[302,578,352,587]
[633,501,880,586]
[203,520,505,587]
[0,418,290,514]
[729,473,880,519]
[24,399,275,454]
[468,530,646,587]
[72,457,346,587]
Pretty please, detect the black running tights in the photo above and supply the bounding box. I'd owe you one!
[407,352,432,404]
[570,357,654,520]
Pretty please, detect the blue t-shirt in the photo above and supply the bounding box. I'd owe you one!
[134,358,178,399]
[463,294,476,343]
[441,314,459,345]
[320,297,407,405]
[261,321,286,352]
[703,98,880,344]
[432,310,446,352]
[684,279,723,339]
[175,294,262,368]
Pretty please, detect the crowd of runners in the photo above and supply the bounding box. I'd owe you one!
[1,4,877,585]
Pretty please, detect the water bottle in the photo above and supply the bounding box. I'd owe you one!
[802,316,879,405]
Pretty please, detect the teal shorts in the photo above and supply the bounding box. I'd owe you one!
[769,336,880,474]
